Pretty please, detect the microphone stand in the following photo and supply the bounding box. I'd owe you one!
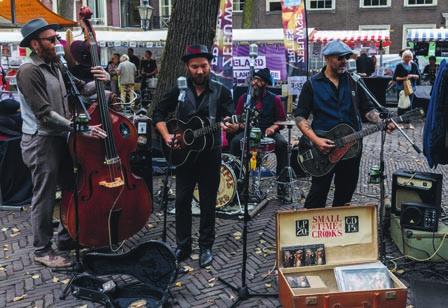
[350,72,421,262]
[219,47,277,307]
[54,62,90,300]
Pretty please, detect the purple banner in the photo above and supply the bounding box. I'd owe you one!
[211,0,233,90]
[232,43,287,86]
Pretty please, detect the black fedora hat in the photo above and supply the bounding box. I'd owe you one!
[254,68,273,85]
[20,18,59,48]
[182,44,214,62]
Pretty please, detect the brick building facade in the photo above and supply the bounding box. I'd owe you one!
[45,0,448,53]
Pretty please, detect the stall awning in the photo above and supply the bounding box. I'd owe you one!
[310,30,391,47]
[406,28,448,42]
[0,0,76,26]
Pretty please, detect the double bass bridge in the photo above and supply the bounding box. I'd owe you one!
[99,156,124,188]
[99,177,125,188]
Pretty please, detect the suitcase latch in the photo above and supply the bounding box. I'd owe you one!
[385,291,397,300]
[305,296,318,305]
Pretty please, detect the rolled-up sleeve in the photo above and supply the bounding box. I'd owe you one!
[16,64,52,120]
[294,80,313,119]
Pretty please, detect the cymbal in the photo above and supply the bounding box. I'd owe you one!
[275,120,296,126]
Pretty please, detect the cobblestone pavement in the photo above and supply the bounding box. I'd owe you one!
[1,119,447,307]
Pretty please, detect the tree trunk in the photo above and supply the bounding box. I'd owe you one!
[149,0,219,117]
[242,0,254,29]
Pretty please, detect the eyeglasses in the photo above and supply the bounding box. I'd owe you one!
[37,35,59,44]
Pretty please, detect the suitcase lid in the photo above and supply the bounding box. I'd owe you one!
[276,204,378,269]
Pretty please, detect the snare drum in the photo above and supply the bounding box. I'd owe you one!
[259,137,275,153]
[193,154,242,208]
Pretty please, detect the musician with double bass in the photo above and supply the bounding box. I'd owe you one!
[294,40,395,209]
[153,45,238,268]
[17,18,108,268]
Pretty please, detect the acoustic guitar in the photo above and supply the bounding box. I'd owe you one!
[297,108,424,177]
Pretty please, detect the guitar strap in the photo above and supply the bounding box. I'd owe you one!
[347,74,362,130]
[207,80,222,125]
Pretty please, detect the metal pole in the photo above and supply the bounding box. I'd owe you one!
[11,0,16,25]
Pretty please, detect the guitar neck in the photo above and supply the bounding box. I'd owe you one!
[194,122,222,138]
[339,122,384,145]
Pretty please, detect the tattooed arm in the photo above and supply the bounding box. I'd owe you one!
[296,116,335,153]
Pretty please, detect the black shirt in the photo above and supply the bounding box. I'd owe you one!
[141,59,157,77]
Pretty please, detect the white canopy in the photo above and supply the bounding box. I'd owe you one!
[407,28,448,42]
[0,28,298,44]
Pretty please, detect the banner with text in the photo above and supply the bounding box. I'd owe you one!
[281,0,308,95]
[211,0,233,90]
[233,43,287,86]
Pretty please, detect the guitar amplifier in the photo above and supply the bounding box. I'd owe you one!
[400,202,440,232]
[391,169,442,215]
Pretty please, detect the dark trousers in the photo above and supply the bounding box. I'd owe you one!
[175,148,221,250]
[20,134,73,251]
[230,130,288,180]
[304,154,362,209]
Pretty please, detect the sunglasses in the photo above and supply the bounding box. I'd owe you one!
[337,55,351,61]
[37,35,60,44]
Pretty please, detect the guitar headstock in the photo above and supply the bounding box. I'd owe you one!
[399,108,425,122]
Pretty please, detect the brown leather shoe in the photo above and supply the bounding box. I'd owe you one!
[34,249,73,268]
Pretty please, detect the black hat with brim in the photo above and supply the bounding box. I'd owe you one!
[254,68,273,85]
[182,44,214,62]
[20,18,59,48]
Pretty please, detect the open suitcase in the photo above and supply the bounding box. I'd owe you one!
[71,240,177,307]
[277,205,407,308]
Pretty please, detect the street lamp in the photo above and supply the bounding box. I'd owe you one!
[138,0,153,31]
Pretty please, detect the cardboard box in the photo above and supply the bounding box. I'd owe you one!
[277,205,407,308]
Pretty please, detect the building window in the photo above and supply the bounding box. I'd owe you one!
[405,0,437,6]
[159,0,173,28]
[87,0,106,25]
[121,0,140,27]
[308,0,335,10]
[234,0,244,12]
[266,0,282,12]
[360,0,391,8]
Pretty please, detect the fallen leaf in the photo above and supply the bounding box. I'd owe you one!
[32,274,40,279]
[396,269,405,274]
[259,239,266,244]
[234,236,241,240]
[258,232,264,235]
[175,281,182,287]
[13,295,26,302]
[11,227,20,233]
[183,265,194,273]
[233,231,242,237]
[208,278,216,283]
[52,277,59,283]
[191,254,199,260]
[205,266,211,270]
[10,232,20,237]
[265,283,272,288]
[1,228,7,232]
[0,266,5,271]
[146,224,154,229]
[208,283,215,287]
[76,305,88,308]
[61,279,70,285]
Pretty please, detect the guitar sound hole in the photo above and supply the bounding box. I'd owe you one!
[184,130,194,145]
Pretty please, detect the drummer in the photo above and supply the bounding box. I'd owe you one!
[229,68,288,196]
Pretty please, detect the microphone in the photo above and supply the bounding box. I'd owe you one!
[177,76,187,103]
[347,58,357,73]
[249,43,258,58]
[55,44,67,66]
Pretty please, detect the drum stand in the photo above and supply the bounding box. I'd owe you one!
[276,122,301,205]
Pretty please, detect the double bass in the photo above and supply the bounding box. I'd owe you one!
[61,7,152,248]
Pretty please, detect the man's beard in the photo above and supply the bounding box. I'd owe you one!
[187,71,209,86]
[37,44,58,63]
[253,86,262,98]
